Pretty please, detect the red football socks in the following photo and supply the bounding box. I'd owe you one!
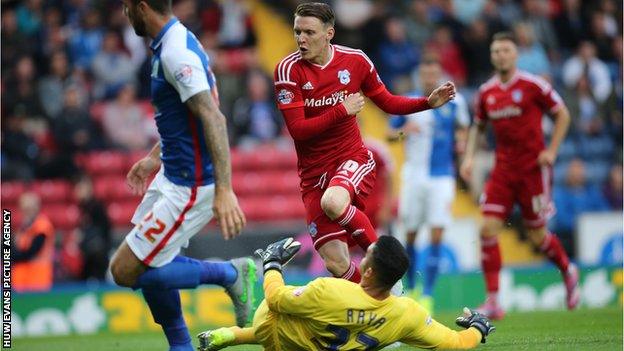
[539,232,570,273]
[340,260,361,283]
[335,205,378,251]
[481,236,502,293]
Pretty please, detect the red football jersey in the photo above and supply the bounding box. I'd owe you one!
[274,44,385,181]
[474,70,564,172]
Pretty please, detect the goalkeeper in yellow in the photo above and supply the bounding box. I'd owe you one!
[198,236,495,350]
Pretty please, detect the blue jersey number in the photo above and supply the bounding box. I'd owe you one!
[311,324,380,350]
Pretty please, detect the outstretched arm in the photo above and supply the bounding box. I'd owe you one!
[400,305,489,349]
[186,91,246,239]
[367,82,456,115]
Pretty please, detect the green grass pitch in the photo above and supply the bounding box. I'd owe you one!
[10,307,622,350]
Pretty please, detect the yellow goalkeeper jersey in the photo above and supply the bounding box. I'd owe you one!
[253,271,481,350]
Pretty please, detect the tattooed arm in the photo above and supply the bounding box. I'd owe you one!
[185,90,246,239]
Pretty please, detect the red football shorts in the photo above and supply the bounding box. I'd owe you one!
[480,165,555,229]
[301,150,377,251]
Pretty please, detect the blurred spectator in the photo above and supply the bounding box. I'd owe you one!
[588,9,619,61]
[563,75,606,136]
[403,0,434,47]
[553,0,586,54]
[494,0,522,27]
[452,0,487,25]
[102,84,156,151]
[333,0,373,49]
[91,30,137,100]
[603,164,623,210]
[217,0,256,49]
[425,25,466,86]
[67,8,104,69]
[231,70,283,146]
[53,85,102,155]
[3,55,46,121]
[427,0,465,39]
[174,0,202,34]
[378,17,420,91]
[551,159,610,254]
[480,0,509,35]
[521,0,559,56]
[38,50,87,119]
[75,175,112,281]
[562,41,612,103]
[1,114,39,181]
[462,19,493,86]
[1,9,35,75]
[514,22,551,78]
[37,7,68,60]
[12,192,55,292]
[16,0,43,36]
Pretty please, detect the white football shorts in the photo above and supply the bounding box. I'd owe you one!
[125,167,215,267]
[399,175,455,231]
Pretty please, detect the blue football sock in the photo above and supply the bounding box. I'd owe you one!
[406,244,418,290]
[136,256,238,290]
[423,244,441,296]
[142,288,193,351]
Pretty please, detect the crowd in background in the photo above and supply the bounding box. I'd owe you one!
[1,0,622,283]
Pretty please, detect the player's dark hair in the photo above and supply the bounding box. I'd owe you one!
[294,2,335,27]
[133,0,171,14]
[492,31,517,45]
[371,236,409,290]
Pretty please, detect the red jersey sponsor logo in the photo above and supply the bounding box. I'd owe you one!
[488,105,522,119]
[304,90,351,108]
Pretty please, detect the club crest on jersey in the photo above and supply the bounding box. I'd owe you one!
[338,69,351,85]
[487,95,496,105]
[278,89,294,104]
[512,89,523,103]
[308,222,318,237]
[174,65,193,84]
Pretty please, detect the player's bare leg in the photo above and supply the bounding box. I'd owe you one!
[527,226,580,309]
[318,239,358,281]
[322,185,379,251]
[476,216,505,320]
[110,241,147,287]
[197,326,256,351]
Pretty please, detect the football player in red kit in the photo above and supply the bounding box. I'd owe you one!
[461,32,579,319]
[274,2,455,284]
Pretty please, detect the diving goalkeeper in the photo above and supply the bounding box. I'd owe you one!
[198,236,495,350]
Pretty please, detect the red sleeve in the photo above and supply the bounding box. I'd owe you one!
[367,86,431,115]
[273,64,304,110]
[531,77,564,114]
[473,89,487,125]
[361,62,386,97]
[280,104,349,141]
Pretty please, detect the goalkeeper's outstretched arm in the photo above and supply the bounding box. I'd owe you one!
[256,238,320,317]
[401,307,494,349]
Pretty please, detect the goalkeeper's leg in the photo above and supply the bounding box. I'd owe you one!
[198,326,257,351]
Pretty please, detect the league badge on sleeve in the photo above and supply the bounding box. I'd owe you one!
[174,64,193,84]
[338,69,351,85]
[308,222,318,237]
[278,89,294,105]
